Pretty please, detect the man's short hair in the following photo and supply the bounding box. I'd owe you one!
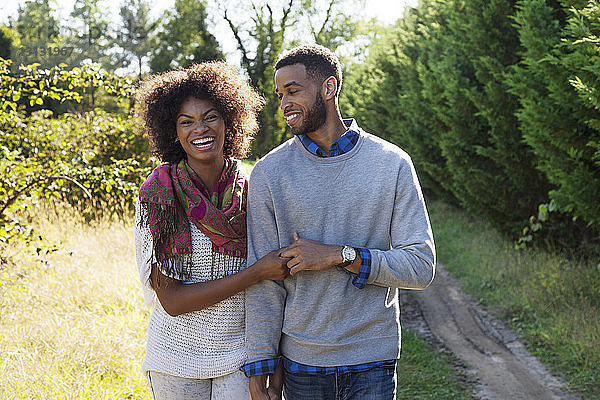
[275,44,343,96]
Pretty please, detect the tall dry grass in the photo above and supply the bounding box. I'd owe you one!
[0,204,150,399]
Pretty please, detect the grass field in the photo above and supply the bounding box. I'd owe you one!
[0,203,473,399]
[0,207,150,399]
[428,200,599,399]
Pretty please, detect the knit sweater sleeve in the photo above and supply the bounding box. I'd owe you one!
[367,155,436,289]
[244,163,287,365]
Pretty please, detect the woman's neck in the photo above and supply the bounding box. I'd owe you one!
[186,157,225,193]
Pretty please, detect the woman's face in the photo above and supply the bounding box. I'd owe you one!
[176,97,226,167]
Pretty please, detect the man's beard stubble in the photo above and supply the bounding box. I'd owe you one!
[291,91,327,136]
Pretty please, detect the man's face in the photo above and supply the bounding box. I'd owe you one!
[275,64,327,136]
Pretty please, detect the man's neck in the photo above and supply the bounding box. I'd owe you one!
[305,116,347,156]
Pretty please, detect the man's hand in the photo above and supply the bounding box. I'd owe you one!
[249,375,269,400]
[279,232,342,276]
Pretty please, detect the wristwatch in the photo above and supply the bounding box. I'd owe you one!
[340,245,357,267]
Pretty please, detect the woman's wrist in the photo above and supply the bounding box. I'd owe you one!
[243,261,264,285]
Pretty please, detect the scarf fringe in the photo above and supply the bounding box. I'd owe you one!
[139,201,193,281]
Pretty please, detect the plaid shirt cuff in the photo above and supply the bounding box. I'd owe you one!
[344,247,370,289]
[240,357,281,377]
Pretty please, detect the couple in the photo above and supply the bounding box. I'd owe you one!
[134,44,435,400]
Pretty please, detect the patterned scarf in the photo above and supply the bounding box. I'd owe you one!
[139,157,248,278]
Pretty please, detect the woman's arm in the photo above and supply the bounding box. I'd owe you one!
[151,249,289,316]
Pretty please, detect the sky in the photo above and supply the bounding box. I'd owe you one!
[0,0,417,70]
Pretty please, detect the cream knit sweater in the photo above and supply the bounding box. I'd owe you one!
[134,200,247,379]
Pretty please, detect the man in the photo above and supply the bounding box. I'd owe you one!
[241,44,435,400]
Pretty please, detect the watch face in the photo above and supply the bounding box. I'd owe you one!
[342,246,356,262]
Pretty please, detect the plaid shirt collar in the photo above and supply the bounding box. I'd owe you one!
[298,118,360,157]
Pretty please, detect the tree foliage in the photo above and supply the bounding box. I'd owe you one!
[14,0,60,44]
[116,0,158,80]
[342,0,599,252]
[508,0,600,233]
[149,0,222,73]
[68,0,113,68]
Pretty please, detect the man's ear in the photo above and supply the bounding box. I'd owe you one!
[323,76,338,100]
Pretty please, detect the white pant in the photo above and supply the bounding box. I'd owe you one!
[147,370,251,400]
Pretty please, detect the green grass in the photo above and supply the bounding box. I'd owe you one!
[397,328,475,399]
[0,205,151,399]
[428,200,600,399]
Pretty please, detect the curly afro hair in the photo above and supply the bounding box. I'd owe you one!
[136,61,265,163]
[275,44,343,96]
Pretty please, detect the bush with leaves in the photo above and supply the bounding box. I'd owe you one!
[0,58,151,245]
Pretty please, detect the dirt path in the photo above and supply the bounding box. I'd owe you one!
[401,263,582,400]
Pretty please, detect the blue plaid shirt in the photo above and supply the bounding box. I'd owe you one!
[297,119,360,157]
[241,119,395,377]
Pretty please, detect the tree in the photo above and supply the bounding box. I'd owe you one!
[423,0,550,235]
[508,0,600,233]
[342,0,554,236]
[69,0,112,67]
[14,0,60,44]
[116,0,158,80]
[299,0,373,57]
[0,25,17,60]
[341,2,456,202]
[11,0,61,68]
[222,0,294,156]
[149,0,222,73]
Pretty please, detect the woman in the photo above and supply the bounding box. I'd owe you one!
[134,62,286,399]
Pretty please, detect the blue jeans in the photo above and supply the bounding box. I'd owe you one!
[282,364,397,400]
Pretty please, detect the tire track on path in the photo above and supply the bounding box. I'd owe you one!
[401,263,581,400]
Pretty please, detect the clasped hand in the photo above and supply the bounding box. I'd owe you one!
[279,232,341,276]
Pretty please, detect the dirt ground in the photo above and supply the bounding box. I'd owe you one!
[400,263,583,400]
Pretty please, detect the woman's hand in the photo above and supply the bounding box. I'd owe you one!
[250,249,290,281]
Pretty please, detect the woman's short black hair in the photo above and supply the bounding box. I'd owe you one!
[275,44,343,96]
[136,61,265,163]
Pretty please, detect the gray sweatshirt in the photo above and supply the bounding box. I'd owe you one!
[245,129,435,367]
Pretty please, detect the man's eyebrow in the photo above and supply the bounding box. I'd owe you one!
[283,81,304,89]
[276,81,304,94]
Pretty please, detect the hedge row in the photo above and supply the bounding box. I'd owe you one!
[341,0,600,252]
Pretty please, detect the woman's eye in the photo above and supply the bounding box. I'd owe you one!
[205,114,219,122]
[180,120,192,125]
